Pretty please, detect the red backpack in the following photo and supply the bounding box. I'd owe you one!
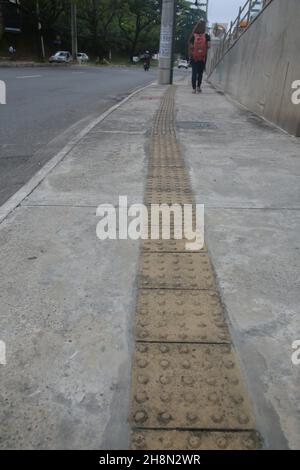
[193,33,207,62]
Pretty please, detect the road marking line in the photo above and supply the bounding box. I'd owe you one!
[0,80,156,225]
[92,130,145,135]
[16,75,42,79]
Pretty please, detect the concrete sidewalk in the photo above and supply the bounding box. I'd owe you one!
[0,78,299,449]
[0,84,166,449]
[177,80,300,449]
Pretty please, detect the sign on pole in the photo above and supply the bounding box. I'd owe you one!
[158,0,176,85]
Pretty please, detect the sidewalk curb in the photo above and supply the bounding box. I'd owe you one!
[0,81,156,225]
[0,62,71,68]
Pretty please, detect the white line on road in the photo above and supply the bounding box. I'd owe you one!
[16,75,42,79]
[93,130,145,135]
[0,80,156,224]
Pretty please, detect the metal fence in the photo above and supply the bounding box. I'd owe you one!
[207,0,273,75]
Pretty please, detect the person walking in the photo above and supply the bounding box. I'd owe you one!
[189,21,211,94]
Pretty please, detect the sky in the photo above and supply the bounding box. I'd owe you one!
[204,0,244,24]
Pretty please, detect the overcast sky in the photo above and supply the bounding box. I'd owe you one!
[207,0,244,24]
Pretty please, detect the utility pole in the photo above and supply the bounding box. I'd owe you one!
[71,1,78,62]
[158,0,176,85]
[36,0,45,61]
[0,1,4,41]
[204,0,209,22]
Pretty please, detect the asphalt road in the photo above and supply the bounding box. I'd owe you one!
[0,65,157,206]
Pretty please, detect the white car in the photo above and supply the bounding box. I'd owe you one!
[49,51,72,63]
[178,59,189,69]
[77,52,89,62]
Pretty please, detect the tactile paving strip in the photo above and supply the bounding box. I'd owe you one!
[149,136,184,168]
[139,253,215,290]
[135,290,230,343]
[130,86,260,450]
[143,204,198,223]
[131,343,255,430]
[147,166,189,179]
[131,430,261,450]
[141,239,206,253]
[146,181,191,194]
[144,190,193,205]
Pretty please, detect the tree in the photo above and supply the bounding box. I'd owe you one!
[175,0,205,57]
[77,0,122,57]
[1,0,202,61]
[117,0,161,59]
[6,0,69,57]
[16,0,68,32]
[0,2,4,41]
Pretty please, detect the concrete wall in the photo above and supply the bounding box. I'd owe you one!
[208,0,300,137]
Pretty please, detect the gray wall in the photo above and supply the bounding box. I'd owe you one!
[208,0,300,137]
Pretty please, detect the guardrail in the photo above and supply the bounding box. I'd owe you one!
[207,0,273,75]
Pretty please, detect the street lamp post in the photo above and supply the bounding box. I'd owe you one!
[71,1,78,61]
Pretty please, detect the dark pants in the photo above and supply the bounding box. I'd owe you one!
[191,60,205,90]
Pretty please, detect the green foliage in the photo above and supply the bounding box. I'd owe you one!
[0,3,4,41]
[117,0,161,57]
[5,0,205,60]
[16,0,70,32]
[175,0,205,57]
[76,0,121,56]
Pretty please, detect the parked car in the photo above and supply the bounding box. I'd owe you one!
[49,51,72,63]
[178,59,189,69]
[77,52,89,62]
